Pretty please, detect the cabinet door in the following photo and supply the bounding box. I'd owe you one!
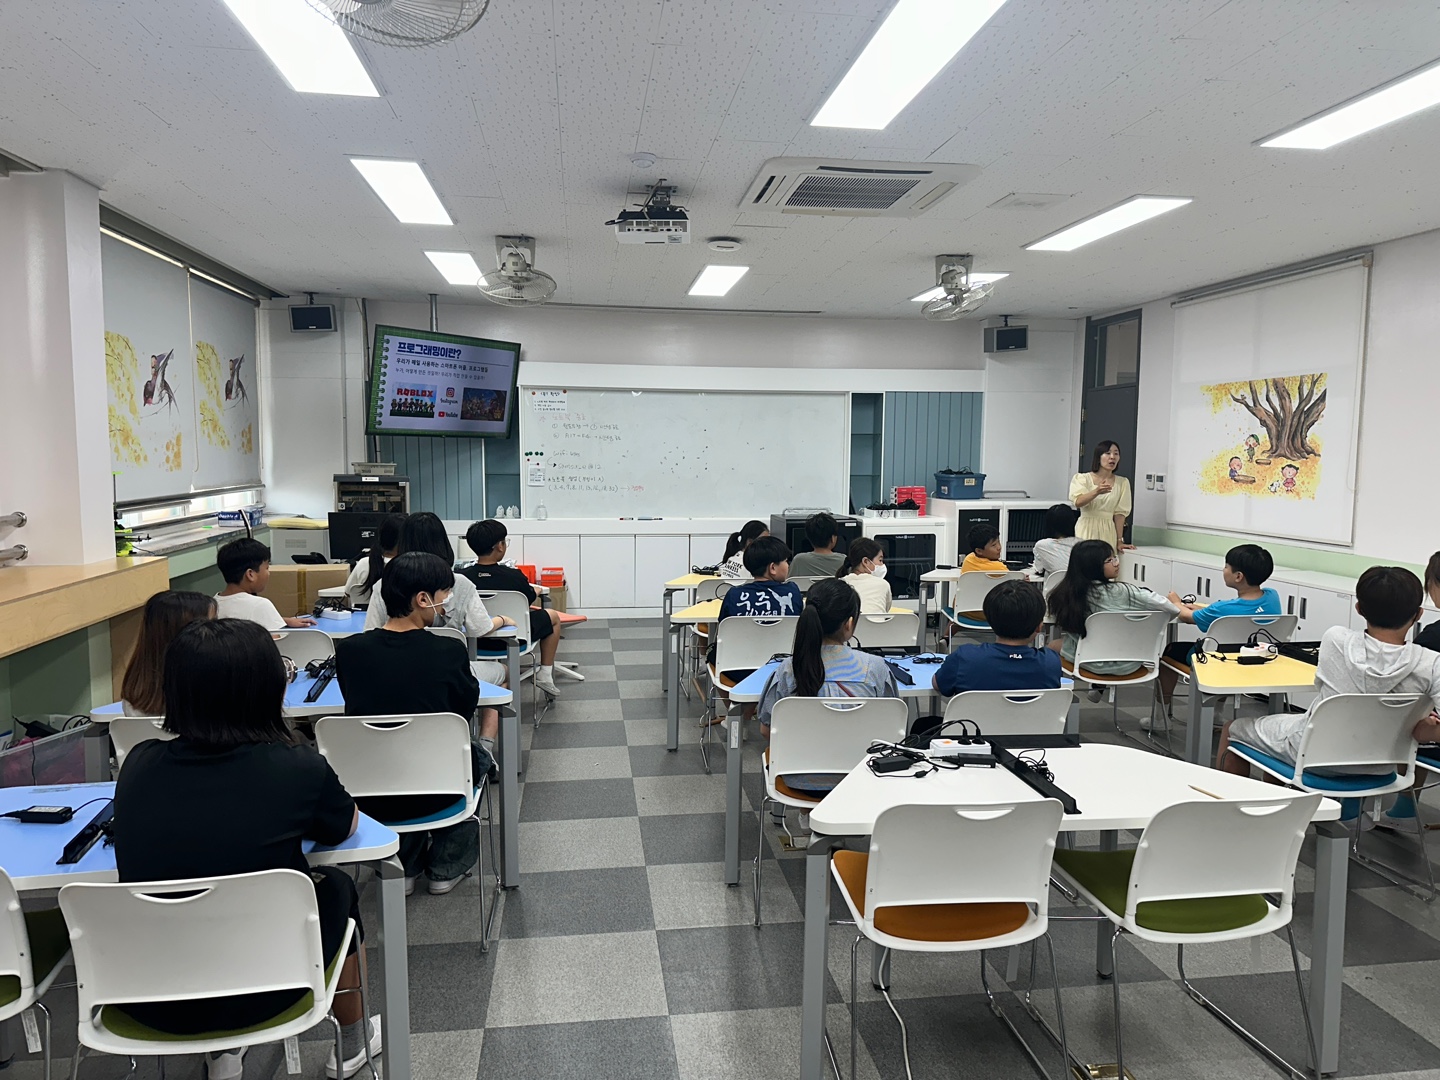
[1119,551,1145,584]
[1171,560,1221,602]
[1295,586,1353,639]
[1137,555,1171,596]
[580,535,637,608]
[525,536,581,599]
[635,535,691,607]
[691,534,732,569]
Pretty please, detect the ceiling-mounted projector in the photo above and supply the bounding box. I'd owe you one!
[606,181,690,244]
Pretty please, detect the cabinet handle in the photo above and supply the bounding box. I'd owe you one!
[1196,576,1202,594]
[1300,597,1308,620]
[1205,578,1211,598]
[1287,596,1295,615]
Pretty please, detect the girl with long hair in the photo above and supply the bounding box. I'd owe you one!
[1049,539,1177,677]
[120,590,216,715]
[835,537,891,613]
[343,513,405,607]
[720,519,769,579]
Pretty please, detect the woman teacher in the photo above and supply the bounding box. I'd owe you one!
[1070,440,1134,549]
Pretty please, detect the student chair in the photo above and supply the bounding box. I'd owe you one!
[832,800,1068,1080]
[755,697,908,926]
[942,571,1025,640]
[684,580,734,698]
[1159,614,1299,729]
[1227,692,1433,900]
[315,712,499,946]
[425,625,469,647]
[848,611,922,651]
[1063,610,1171,744]
[942,688,1073,737]
[1052,793,1322,1080]
[58,868,370,1080]
[273,628,336,669]
[786,576,827,595]
[702,615,800,773]
[107,717,174,771]
[475,590,547,723]
[1,868,69,1080]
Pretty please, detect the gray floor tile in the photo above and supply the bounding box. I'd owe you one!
[634,773,740,816]
[524,745,635,782]
[484,930,668,1027]
[502,866,656,938]
[519,777,638,821]
[613,649,661,665]
[1347,960,1440,1047]
[629,744,712,777]
[551,661,617,683]
[542,697,626,722]
[411,1028,485,1080]
[518,816,646,872]
[670,1006,885,1080]
[539,678,623,701]
[408,940,496,1033]
[626,717,672,745]
[531,718,628,748]
[622,696,673,720]
[616,663,664,680]
[1291,890,1440,966]
[658,922,842,1013]
[640,811,763,866]
[647,860,802,930]
[477,1017,679,1080]
[619,678,667,697]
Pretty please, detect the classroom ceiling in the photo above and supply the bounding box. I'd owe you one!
[3,1,1440,318]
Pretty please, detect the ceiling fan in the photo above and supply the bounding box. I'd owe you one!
[477,236,558,307]
[305,0,488,47]
[920,254,995,321]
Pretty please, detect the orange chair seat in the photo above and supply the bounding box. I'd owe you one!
[1061,658,1153,683]
[762,749,831,803]
[832,850,1029,942]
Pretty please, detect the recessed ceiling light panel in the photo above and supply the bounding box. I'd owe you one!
[1025,196,1191,252]
[425,251,482,286]
[1259,57,1440,149]
[688,265,749,297]
[221,0,379,97]
[350,159,453,225]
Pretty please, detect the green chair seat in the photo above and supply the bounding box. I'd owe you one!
[1054,849,1269,935]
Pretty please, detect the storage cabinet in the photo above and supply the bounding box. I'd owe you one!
[579,536,636,608]
[524,535,581,601]
[1119,552,1171,595]
[635,536,690,608]
[691,534,731,570]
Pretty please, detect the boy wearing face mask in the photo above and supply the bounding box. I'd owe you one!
[837,537,892,615]
[335,552,499,896]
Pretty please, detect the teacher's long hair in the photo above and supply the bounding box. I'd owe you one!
[1049,539,1115,638]
[792,578,862,696]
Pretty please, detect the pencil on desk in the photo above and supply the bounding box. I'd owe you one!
[1188,784,1224,799]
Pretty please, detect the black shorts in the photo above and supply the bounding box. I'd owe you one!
[1163,641,1196,664]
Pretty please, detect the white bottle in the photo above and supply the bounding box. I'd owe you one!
[508,505,520,518]
[495,504,507,519]
[536,502,549,521]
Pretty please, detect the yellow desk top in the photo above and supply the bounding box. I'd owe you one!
[672,600,911,623]
[1190,653,1317,694]
[665,573,720,589]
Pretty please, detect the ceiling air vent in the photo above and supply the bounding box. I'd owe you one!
[740,158,981,218]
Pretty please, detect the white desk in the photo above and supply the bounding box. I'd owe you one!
[0,783,414,1080]
[796,744,1350,1079]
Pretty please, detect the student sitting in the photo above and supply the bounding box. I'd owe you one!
[1416,550,1440,652]
[935,579,1059,696]
[363,513,514,638]
[719,519,769,579]
[1218,567,1440,782]
[335,552,497,896]
[717,535,804,620]
[460,518,566,698]
[961,523,1009,573]
[1028,504,1081,594]
[835,537,892,614]
[1049,539,1179,679]
[213,537,316,630]
[788,512,846,579]
[113,619,377,1080]
[120,590,215,715]
[343,513,404,608]
[1157,543,1282,705]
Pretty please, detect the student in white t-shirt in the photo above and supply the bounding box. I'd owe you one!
[213,538,316,631]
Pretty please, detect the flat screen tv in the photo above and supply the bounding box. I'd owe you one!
[365,325,520,438]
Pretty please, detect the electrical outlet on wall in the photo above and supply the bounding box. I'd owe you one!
[1156,474,1166,492]
[1145,473,1155,490]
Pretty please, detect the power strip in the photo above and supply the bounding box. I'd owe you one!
[929,737,992,758]
[1238,644,1277,665]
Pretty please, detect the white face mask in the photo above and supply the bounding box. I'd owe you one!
[422,596,449,622]
[870,562,888,580]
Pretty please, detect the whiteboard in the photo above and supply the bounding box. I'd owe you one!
[518,387,849,518]
[1167,262,1368,545]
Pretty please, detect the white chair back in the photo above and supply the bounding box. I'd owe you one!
[272,628,335,668]
[866,801,1062,916]
[1041,571,1065,599]
[788,576,827,595]
[1293,693,1428,776]
[109,716,174,769]
[696,579,733,602]
[426,625,469,647]
[1126,794,1320,920]
[713,616,800,675]
[474,590,533,645]
[315,712,473,802]
[850,612,922,650]
[769,698,908,778]
[948,571,1026,613]
[59,869,328,1032]
[0,868,39,1019]
[1204,613,1299,646]
[1072,610,1171,674]
[943,688,1072,736]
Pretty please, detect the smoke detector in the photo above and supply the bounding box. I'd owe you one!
[706,237,742,252]
[630,152,658,169]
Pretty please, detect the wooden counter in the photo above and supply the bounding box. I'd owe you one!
[0,558,169,660]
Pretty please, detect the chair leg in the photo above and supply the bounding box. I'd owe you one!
[1110,927,1126,1080]
[1349,795,1437,902]
[475,814,489,954]
[67,1042,87,1080]
[31,1001,52,1080]
[980,945,1068,1080]
[753,795,765,928]
[1044,935,1070,1080]
[326,1014,345,1080]
[355,945,380,1080]
[879,984,914,1080]
[850,935,861,1080]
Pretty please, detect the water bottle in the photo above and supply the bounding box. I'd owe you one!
[536,502,549,521]
[508,505,520,518]
[495,504,507,519]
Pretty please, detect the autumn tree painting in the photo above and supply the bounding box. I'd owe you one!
[1227,374,1326,463]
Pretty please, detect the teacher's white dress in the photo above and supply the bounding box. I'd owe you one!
[1069,472,1133,544]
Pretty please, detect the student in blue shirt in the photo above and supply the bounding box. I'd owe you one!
[717,536,804,621]
[935,579,1060,696]
[1157,543,1282,705]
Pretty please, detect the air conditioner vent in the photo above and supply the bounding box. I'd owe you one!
[741,157,980,218]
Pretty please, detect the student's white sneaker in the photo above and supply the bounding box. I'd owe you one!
[1139,714,1169,733]
[404,875,417,897]
[326,1015,382,1080]
[206,1047,247,1080]
[427,867,473,895]
[534,667,561,698]
[1085,688,1104,703]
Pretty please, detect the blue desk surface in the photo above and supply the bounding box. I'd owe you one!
[308,613,519,641]
[0,783,399,891]
[726,656,1076,703]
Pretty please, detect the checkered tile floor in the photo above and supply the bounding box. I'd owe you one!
[14,618,1440,1080]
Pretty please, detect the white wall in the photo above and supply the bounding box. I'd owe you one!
[979,320,1081,501]
[1130,225,1440,565]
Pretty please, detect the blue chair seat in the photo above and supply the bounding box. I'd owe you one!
[377,790,478,827]
[1417,751,1440,771]
[1230,744,1397,793]
[942,607,990,631]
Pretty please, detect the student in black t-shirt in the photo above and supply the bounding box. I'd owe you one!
[460,519,567,698]
[113,619,377,1080]
[334,552,486,898]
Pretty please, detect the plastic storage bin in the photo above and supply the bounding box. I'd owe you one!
[934,471,985,499]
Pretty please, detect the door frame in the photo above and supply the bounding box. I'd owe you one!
[1080,309,1143,543]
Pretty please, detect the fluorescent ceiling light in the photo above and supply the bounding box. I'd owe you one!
[350,159,453,225]
[910,272,1008,302]
[1259,58,1440,149]
[688,265,750,297]
[1026,196,1192,252]
[812,0,1008,129]
[221,0,378,97]
[425,251,482,287]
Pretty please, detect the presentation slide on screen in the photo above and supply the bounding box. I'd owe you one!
[368,325,519,437]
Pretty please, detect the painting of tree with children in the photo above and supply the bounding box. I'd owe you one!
[1196,373,1326,500]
